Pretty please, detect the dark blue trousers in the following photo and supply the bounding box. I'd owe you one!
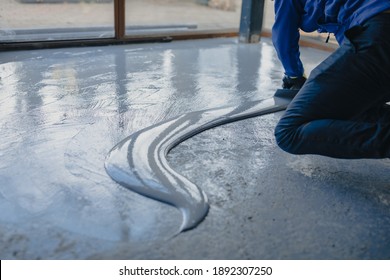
[275,13,390,159]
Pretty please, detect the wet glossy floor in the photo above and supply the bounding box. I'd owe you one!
[1,38,390,259]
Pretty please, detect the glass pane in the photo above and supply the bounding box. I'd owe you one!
[0,0,115,42]
[263,0,274,31]
[125,0,243,36]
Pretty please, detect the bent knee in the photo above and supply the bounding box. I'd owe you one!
[274,121,302,155]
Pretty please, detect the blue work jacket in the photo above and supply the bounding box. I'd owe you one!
[272,0,390,77]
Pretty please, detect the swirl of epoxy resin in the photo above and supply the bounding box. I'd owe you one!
[104,92,296,232]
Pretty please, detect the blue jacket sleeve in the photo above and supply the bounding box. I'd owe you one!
[272,0,304,77]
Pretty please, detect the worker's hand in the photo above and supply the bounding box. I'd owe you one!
[282,75,307,90]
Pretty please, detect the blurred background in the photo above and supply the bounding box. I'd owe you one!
[1,0,275,42]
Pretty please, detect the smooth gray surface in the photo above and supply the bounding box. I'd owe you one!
[1,38,389,259]
[105,94,293,232]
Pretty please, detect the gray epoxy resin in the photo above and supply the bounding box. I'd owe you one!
[105,90,297,232]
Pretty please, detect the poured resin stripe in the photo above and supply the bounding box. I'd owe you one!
[105,91,296,232]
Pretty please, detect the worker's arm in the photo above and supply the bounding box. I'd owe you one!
[272,0,306,88]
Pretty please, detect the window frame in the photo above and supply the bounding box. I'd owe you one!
[0,0,240,51]
[0,0,334,52]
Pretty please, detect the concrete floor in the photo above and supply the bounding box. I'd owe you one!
[1,37,390,260]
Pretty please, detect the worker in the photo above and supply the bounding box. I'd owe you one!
[273,0,390,158]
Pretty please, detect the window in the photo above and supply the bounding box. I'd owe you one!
[0,0,115,42]
[124,0,242,36]
[0,0,243,44]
